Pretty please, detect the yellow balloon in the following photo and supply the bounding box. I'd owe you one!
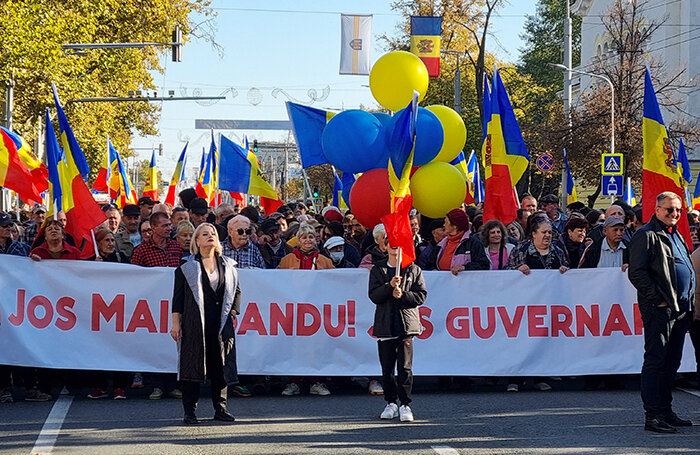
[369,51,429,111]
[410,162,466,218]
[426,105,467,162]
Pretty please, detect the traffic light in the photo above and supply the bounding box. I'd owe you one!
[313,186,320,198]
[172,26,182,62]
[253,139,258,153]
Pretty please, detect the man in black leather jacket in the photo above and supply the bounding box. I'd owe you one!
[628,191,695,433]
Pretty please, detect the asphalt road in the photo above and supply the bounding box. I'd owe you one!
[1,377,699,455]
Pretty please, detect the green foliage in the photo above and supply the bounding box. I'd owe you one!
[518,0,581,90]
[0,0,212,183]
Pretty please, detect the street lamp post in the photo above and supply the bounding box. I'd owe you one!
[548,63,615,155]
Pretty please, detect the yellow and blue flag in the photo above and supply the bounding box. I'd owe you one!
[331,168,348,209]
[493,69,530,186]
[677,138,692,184]
[563,148,578,204]
[219,136,279,200]
[692,170,700,210]
[466,150,484,204]
[286,101,335,168]
[623,178,637,207]
[107,139,137,207]
[44,108,63,212]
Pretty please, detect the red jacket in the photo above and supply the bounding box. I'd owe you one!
[30,241,82,260]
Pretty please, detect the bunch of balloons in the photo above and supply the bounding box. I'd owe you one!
[321,51,468,228]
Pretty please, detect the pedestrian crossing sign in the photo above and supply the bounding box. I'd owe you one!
[601,153,623,175]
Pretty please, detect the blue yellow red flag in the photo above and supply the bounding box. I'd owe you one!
[642,67,691,245]
[286,102,335,168]
[623,177,637,207]
[0,125,42,204]
[482,66,518,224]
[493,69,530,186]
[107,139,137,207]
[142,149,159,201]
[677,138,692,184]
[693,169,700,210]
[218,136,279,200]
[1,127,48,197]
[410,16,441,77]
[44,108,63,214]
[165,144,188,206]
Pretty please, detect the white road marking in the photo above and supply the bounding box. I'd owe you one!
[431,446,460,455]
[30,395,73,455]
[679,387,700,399]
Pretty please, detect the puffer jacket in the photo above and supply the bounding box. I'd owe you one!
[368,259,427,338]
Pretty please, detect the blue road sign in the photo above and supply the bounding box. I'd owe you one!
[602,175,623,196]
[601,153,623,175]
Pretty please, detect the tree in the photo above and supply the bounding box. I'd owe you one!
[563,0,699,205]
[0,0,214,183]
[383,0,505,122]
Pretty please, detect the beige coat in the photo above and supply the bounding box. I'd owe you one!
[278,251,334,270]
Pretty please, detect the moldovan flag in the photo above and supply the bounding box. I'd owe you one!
[107,139,137,208]
[286,102,335,168]
[381,91,419,268]
[339,14,372,75]
[410,16,441,77]
[196,145,214,204]
[142,149,159,201]
[51,85,106,246]
[218,136,282,214]
[482,67,518,225]
[1,127,48,198]
[642,67,691,245]
[494,68,530,186]
[0,127,42,203]
[164,144,188,206]
[563,148,578,204]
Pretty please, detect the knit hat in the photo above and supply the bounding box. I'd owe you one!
[447,208,470,231]
[322,207,343,223]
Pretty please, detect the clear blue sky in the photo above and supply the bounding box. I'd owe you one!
[130,0,538,180]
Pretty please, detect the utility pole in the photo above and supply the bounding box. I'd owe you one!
[561,0,573,208]
[441,50,462,113]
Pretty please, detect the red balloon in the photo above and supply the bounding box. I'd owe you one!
[349,168,392,229]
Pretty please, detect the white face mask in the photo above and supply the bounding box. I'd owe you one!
[329,251,344,263]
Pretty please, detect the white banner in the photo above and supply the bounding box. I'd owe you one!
[0,256,694,375]
[339,14,372,75]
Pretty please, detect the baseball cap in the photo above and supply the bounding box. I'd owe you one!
[138,196,155,206]
[0,212,11,227]
[123,204,141,217]
[324,236,345,250]
[603,216,625,228]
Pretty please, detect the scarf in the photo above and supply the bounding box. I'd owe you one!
[292,247,320,270]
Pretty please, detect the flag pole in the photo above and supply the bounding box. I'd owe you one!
[90,228,99,258]
[395,247,402,279]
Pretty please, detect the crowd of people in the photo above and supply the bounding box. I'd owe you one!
[0,187,698,429]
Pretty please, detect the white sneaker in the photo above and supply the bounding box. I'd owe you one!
[534,382,552,391]
[399,405,414,422]
[309,382,331,396]
[380,403,398,419]
[506,383,519,392]
[281,383,300,396]
[369,380,384,395]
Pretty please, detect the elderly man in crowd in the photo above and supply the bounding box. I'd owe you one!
[22,205,46,246]
[588,203,633,244]
[102,204,134,259]
[122,204,142,247]
[258,218,293,269]
[629,191,695,433]
[538,194,567,234]
[222,215,265,269]
[520,195,537,212]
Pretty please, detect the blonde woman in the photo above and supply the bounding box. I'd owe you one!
[171,223,241,424]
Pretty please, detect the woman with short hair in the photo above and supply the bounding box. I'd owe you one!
[29,218,81,260]
[278,222,334,270]
[170,223,241,424]
[175,221,195,257]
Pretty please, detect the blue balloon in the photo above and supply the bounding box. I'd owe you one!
[413,108,444,166]
[372,112,392,127]
[322,110,387,174]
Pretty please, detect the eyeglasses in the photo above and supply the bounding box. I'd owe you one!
[661,207,683,214]
[237,228,252,235]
